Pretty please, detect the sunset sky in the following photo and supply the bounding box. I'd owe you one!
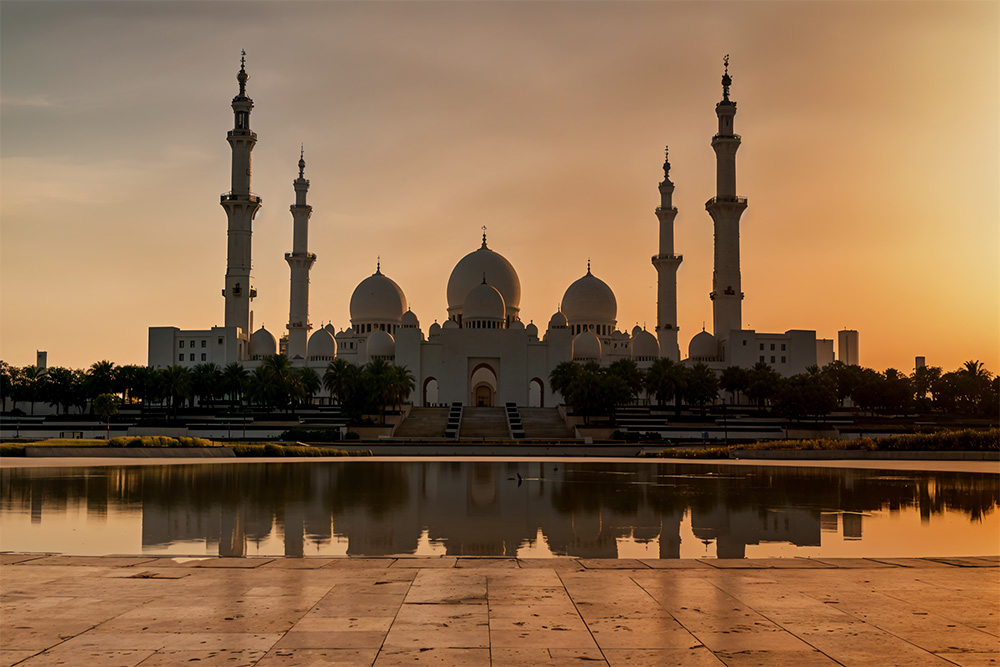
[1,1,997,374]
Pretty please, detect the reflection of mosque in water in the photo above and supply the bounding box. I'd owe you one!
[3,464,995,559]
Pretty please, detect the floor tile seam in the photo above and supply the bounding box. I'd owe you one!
[371,568,416,667]
[555,568,609,664]
[874,589,1000,637]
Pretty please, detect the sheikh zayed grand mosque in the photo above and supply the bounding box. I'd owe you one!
[148,55,859,408]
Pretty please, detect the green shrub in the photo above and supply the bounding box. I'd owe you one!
[107,435,216,448]
[345,431,361,440]
[230,442,362,457]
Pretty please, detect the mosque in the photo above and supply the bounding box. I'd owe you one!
[148,55,858,408]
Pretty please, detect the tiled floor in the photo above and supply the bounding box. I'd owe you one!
[1,555,997,666]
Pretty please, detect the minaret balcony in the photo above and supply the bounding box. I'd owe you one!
[652,253,683,262]
[654,206,678,213]
[221,191,262,204]
[711,133,741,144]
[705,195,747,207]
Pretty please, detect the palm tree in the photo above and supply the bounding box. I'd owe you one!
[86,360,117,402]
[42,367,77,415]
[608,359,644,405]
[22,365,47,415]
[389,365,416,411]
[719,366,750,405]
[260,354,296,411]
[191,363,222,408]
[645,358,685,407]
[364,359,394,424]
[549,361,581,405]
[297,367,322,408]
[222,362,248,408]
[158,365,191,419]
[685,363,720,414]
[323,359,354,405]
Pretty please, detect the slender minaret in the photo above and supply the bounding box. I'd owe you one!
[221,50,261,339]
[651,147,682,361]
[285,148,316,361]
[706,55,747,342]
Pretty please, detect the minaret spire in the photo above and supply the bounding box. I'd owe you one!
[705,55,747,344]
[652,144,682,361]
[221,51,261,349]
[285,147,316,362]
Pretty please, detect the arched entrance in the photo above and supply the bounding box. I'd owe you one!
[528,377,544,408]
[470,363,497,407]
[422,377,439,407]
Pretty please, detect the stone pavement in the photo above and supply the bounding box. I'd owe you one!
[1,555,997,666]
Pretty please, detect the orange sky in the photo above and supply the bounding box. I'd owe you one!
[1,1,997,374]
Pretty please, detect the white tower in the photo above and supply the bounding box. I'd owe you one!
[285,149,316,361]
[221,51,261,339]
[706,55,747,343]
[651,147,682,361]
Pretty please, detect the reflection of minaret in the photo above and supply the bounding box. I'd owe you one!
[221,51,262,342]
[652,147,682,361]
[706,55,747,342]
[285,148,316,361]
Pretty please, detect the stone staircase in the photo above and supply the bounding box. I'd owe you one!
[458,407,509,440]
[520,408,575,440]
[393,408,451,438]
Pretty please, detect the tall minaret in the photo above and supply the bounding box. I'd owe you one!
[706,55,747,342]
[651,147,682,361]
[221,50,261,339]
[285,148,316,361]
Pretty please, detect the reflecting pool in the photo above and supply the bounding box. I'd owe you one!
[1,461,996,559]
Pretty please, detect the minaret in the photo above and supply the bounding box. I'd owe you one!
[221,50,261,340]
[285,148,316,361]
[651,147,682,361]
[705,55,747,342]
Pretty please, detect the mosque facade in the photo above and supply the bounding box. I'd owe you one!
[148,55,855,407]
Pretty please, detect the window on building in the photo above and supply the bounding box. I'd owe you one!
[179,353,184,361]
[781,343,786,351]
[201,353,207,361]
[759,343,764,350]
[759,356,764,362]
[218,337,223,345]
[742,340,746,346]
[770,344,775,351]
[770,356,775,363]
[201,340,207,348]
[781,356,786,363]
[179,341,185,348]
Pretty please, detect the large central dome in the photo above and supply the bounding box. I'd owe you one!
[350,266,407,325]
[447,235,520,321]
[561,266,617,326]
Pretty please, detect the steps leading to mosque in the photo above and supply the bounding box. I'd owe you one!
[458,407,509,440]
[519,408,575,440]
[393,408,451,438]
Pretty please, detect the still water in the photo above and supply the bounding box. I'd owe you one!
[1,461,997,559]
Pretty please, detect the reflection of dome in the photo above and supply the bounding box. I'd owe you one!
[689,330,718,360]
[463,280,506,326]
[401,309,419,329]
[249,326,277,359]
[631,329,659,360]
[526,321,538,338]
[350,267,407,324]
[308,328,337,360]
[572,331,602,361]
[548,310,568,329]
[367,329,395,359]
[447,236,520,320]
[561,266,617,326]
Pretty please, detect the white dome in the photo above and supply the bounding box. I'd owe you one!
[334,329,351,340]
[308,328,337,360]
[249,326,277,358]
[442,319,459,329]
[510,319,525,330]
[447,237,520,319]
[572,331,602,361]
[689,330,719,360]
[350,267,407,324]
[526,321,538,338]
[463,280,506,323]
[631,325,643,337]
[548,310,568,329]
[324,323,336,335]
[562,267,617,325]
[429,322,442,336]
[631,329,659,359]
[401,309,419,328]
[367,329,395,358]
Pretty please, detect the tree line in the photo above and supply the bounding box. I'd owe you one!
[550,358,998,423]
[0,356,414,425]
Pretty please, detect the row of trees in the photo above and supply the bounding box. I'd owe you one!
[0,357,415,425]
[550,358,998,422]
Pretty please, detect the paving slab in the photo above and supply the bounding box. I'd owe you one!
[0,555,996,665]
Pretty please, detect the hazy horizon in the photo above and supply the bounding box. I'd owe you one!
[2,1,997,374]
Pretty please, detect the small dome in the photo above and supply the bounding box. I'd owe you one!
[401,309,419,328]
[631,329,659,359]
[249,326,277,358]
[510,319,525,330]
[367,329,395,359]
[308,328,337,360]
[334,329,351,340]
[561,267,617,325]
[526,321,538,338]
[688,330,719,360]
[548,310,568,329]
[324,323,336,335]
[429,321,442,336]
[572,331,602,361]
[614,330,629,340]
[447,237,520,319]
[350,267,407,324]
[443,319,459,329]
[463,280,506,323]
[631,325,643,337]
